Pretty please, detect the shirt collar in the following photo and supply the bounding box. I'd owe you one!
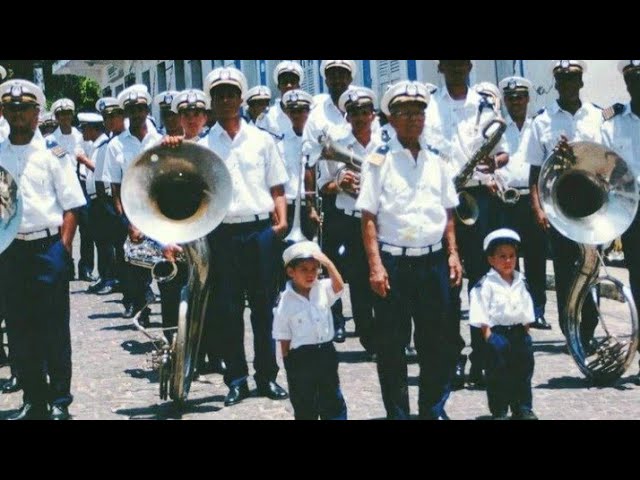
[487,268,523,287]
[284,279,320,302]
[210,118,248,142]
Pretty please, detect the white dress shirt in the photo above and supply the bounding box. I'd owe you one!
[356,137,459,248]
[319,128,383,213]
[469,269,535,328]
[272,278,343,350]
[424,87,508,185]
[279,127,306,202]
[83,134,108,196]
[256,100,292,137]
[198,120,288,219]
[93,134,113,191]
[49,126,86,179]
[501,117,533,189]
[601,103,640,186]
[0,116,9,139]
[303,94,348,167]
[104,128,163,184]
[0,132,86,233]
[523,100,603,167]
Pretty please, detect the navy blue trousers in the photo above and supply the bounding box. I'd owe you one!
[484,325,534,417]
[285,342,347,420]
[88,196,118,283]
[2,236,73,407]
[207,220,279,387]
[76,195,95,275]
[373,250,457,419]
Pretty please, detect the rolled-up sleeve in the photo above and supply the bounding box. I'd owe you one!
[355,161,382,215]
[469,285,491,328]
[272,303,292,341]
[104,141,124,184]
[264,135,288,188]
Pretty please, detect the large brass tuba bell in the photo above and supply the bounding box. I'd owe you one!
[539,141,639,384]
[121,142,232,403]
[0,165,22,255]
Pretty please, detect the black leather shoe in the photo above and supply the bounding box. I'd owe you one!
[512,410,538,420]
[211,358,226,374]
[452,354,467,391]
[257,381,289,400]
[2,375,21,394]
[7,403,48,420]
[138,307,151,327]
[96,280,118,295]
[86,279,105,294]
[404,346,417,357]
[224,383,250,406]
[468,366,486,387]
[530,316,552,330]
[333,327,346,343]
[50,405,71,420]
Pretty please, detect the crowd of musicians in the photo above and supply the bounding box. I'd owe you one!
[0,59,639,420]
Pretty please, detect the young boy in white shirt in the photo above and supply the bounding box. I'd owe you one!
[272,241,347,420]
[469,229,538,420]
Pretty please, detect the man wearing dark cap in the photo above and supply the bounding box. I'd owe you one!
[0,80,86,420]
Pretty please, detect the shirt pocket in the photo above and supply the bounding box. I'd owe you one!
[290,312,316,338]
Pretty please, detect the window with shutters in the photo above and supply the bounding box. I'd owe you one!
[124,73,135,87]
[157,62,167,92]
[298,60,318,95]
[377,60,403,95]
[175,60,185,90]
[142,70,151,93]
[190,60,203,89]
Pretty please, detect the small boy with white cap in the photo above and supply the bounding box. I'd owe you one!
[469,228,538,420]
[272,240,347,420]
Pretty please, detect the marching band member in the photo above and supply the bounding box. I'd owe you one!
[199,67,289,406]
[601,60,640,376]
[0,80,86,420]
[523,60,601,343]
[154,91,182,136]
[256,61,304,136]
[357,80,462,420]
[318,86,381,356]
[244,85,272,125]
[497,76,549,330]
[104,85,162,320]
[424,60,509,388]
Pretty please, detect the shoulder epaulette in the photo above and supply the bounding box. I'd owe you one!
[602,103,625,121]
[198,126,210,139]
[592,103,602,110]
[45,138,68,158]
[95,138,111,150]
[532,108,546,119]
[472,276,486,290]
[425,144,440,156]
[381,128,391,143]
[366,144,389,167]
[257,125,284,141]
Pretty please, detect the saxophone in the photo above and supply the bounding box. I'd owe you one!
[453,118,507,226]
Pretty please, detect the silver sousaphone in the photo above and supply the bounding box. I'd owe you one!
[122,142,232,404]
[539,141,639,384]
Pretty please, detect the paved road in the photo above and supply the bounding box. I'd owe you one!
[1,259,639,420]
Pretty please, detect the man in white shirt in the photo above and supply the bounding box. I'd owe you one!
[356,80,463,420]
[425,60,510,387]
[105,85,163,320]
[199,67,290,407]
[0,79,86,420]
[524,60,602,344]
[496,76,549,330]
[319,86,381,356]
[256,61,304,137]
[601,60,640,375]
[244,85,272,125]
[154,91,182,136]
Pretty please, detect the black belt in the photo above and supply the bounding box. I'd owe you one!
[292,341,334,352]
[492,324,526,334]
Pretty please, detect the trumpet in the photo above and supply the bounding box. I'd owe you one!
[124,237,185,284]
[491,170,521,205]
[318,131,365,199]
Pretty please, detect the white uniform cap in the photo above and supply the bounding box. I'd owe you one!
[118,85,153,109]
[244,85,272,105]
[474,81,501,99]
[0,79,46,107]
[273,61,304,85]
[483,228,521,253]
[338,86,376,113]
[205,67,248,99]
[154,90,180,109]
[0,65,6,81]
[380,80,430,116]
[51,98,75,114]
[39,111,56,125]
[320,60,357,79]
[282,240,321,267]
[171,89,209,113]
[95,97,122,114]
[281,89,314,109]
[77,112,103,124]
[617,60,640,74]
[498,76,533,94]
[551,60,587,75]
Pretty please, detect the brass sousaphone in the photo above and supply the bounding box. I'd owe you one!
[0,165,22,254]
[539,141,639,384]
[122,142,232,404]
